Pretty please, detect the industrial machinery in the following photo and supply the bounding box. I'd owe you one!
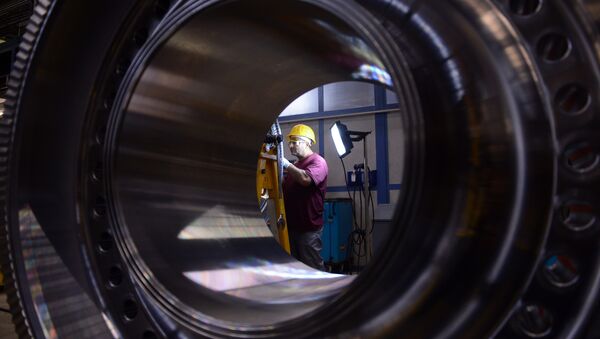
[1,0,599,338]
[0,0,33,93]
[321,198,353,272]
[257,122,290,253]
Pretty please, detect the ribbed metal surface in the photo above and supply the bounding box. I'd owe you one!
[0,0,50,335]
[17,207,113,338]
[0,0,33,34]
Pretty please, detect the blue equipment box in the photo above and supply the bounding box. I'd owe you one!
[321,198,353,264]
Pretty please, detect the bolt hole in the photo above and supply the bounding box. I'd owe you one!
[98,231,113,252]
[103,98,113,110]
[109,266,123,287]
[543,255,579,288]
[94,196,107,218]
[91,162,103,182]
[560,201,596,231]
[143,330,157,339]
[509,0,542,16]
[537,33,571,62]
[555,84,591,116]
[155,0,171,18]
[123,298,139,321]
[512,304,553,338]
[95,125,107,145]
[564,142,599,174]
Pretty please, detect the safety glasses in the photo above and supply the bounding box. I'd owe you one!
[288,137,309,146]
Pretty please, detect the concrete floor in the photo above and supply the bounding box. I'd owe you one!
[0,291,17,339]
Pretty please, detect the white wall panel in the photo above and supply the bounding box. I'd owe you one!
[323,81,374,111]
[279,87,319,116]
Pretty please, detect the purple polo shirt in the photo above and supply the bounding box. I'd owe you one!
[283,153,328,232]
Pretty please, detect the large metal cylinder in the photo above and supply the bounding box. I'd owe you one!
[1,0,599,338]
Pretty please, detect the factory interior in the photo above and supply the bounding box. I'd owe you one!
[0,0,600,338]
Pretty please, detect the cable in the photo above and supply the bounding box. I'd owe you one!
[359,183,368,266]
[340,158,354,273]
[341,161,378,272]
[340,158,357,224]
[334,164,375,270]
[367,165,375,235]
[359,182,363,230]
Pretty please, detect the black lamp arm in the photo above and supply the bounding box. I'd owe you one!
[348,130,371,141]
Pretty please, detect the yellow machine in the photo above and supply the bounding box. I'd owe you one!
[256,123,290,254]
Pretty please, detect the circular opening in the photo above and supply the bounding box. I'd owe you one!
[113,1,403,326]
[101,0,557,335]
[512,304,553,338]
[109,266,123,287]
[268,81,400,274]
[103,98,113,110]
[98,231,114,252]
[91,162,104,182]
[564,142,599,174]
[560,201,596,232]
[93,196,107,218]
[536,33,571,62]
[555,84,591,116]
[0,97,5,119]
[95,125,107,145]
[543,254,579,288]
[123,298,138,321]
[509,0,543,16]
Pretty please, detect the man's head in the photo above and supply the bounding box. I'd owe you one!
[287,124,315,159]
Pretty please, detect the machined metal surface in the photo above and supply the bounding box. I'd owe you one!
[0,0,599,338]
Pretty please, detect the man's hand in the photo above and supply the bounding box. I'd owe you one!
[281,157,291,169]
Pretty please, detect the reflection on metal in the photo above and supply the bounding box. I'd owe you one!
[177,205,271,240]
[107,1,360,329]
[18,206,113,338]
[183,260,348,302]
[352,64,393,86]
[18,207,57,339]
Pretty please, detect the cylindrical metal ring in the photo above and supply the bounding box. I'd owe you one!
[1,0,599,338]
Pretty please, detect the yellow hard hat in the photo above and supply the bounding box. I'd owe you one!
[287,124,316,145]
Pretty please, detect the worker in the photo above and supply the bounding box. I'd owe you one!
[281,124,328,271]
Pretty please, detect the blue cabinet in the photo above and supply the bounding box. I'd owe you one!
[321,199,353,264]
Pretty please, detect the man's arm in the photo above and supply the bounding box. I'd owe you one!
[281,158,312,186]
[285,164,313,187]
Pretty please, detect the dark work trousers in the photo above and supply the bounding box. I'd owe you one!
[288,227,325,271]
